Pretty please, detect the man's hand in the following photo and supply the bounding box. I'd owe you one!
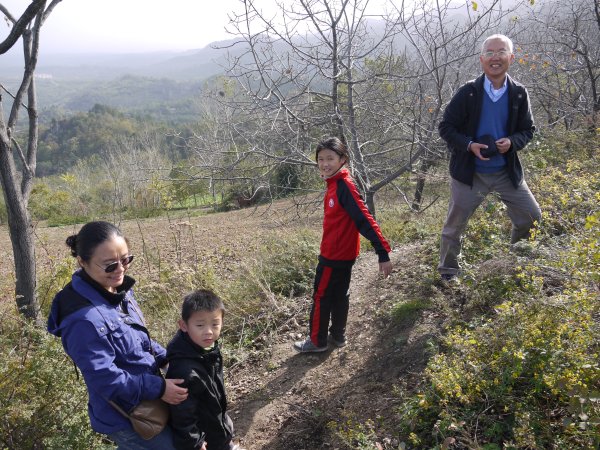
[495,137,511,153]
[379,261,393,278]
[469,142,490,161]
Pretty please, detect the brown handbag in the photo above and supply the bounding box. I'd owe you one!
[109,398,169,440]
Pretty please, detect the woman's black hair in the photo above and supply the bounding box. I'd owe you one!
[315,137,349,160]
[65,221,124,261]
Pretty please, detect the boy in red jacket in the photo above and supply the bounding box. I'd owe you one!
[294,137,393,353]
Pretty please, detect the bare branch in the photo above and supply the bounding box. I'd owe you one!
[0,0,46,54]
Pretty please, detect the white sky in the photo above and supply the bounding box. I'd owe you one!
[1,0,395,55]
[1,0,241,54]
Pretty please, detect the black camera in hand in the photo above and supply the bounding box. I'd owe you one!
[476,134,499,158]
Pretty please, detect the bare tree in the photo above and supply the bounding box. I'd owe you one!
[0,0,62,322]
[515,0,600,132]
[372,0,531,210]
[196,0,534,215]
[210,0,405,214]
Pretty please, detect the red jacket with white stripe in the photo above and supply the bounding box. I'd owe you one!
[319,168,391,267]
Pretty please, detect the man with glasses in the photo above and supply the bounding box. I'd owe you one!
[438,34,541,282]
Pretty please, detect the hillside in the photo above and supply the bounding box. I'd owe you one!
[1,148,599,449]
[227,242,439,449]
[0,203,440,449]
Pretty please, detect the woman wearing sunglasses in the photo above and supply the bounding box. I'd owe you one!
[48,221,188,449]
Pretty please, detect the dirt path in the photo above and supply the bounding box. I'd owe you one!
[227,243,442,449]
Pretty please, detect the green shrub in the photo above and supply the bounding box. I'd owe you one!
[398,134,600,449]
[400,211,600,449]
[532,160,599,240]
[377,209,429,245]
[0,310,106,449]
[257,230,318,297]
[460,197,511,264]
[29,181,92,226]
[328,418,380,450]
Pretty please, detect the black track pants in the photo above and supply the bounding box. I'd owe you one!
[309,263,352,347]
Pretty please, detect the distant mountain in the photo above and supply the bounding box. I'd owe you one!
[3,39,242,81]
[1,39,248,122]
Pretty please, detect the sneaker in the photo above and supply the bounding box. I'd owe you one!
[328,334,347,348]
[293,338,328,353]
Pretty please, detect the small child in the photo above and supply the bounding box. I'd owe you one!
[294,137,393,353]
[167,289,240,450]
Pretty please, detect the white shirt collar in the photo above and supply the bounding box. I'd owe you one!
[484,76,508,102]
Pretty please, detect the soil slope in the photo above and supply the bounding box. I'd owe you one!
[227,242,442,450]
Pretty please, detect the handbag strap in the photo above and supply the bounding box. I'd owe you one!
[108,399,132,418]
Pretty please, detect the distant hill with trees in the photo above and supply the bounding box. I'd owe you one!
[2,39,244,123]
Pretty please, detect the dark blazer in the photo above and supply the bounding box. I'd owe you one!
[438,73,535,188]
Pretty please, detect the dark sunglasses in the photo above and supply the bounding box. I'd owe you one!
[94,255,134,273]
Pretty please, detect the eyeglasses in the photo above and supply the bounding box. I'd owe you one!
[482,50,510,58]
[94,255,134,273]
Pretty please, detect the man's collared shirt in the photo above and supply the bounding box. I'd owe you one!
[484,76,508,102]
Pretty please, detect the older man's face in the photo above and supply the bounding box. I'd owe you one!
[480,38,515,85]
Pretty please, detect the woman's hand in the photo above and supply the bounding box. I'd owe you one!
[161,378,188,405]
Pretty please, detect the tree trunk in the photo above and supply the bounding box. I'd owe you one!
[412,158,431,211]
[0,1,59,324]
[365,189,376,219]
[0,126,39,323]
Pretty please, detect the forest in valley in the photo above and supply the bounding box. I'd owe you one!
[0,0,599,448]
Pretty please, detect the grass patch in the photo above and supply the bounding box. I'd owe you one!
[392,298,430,323]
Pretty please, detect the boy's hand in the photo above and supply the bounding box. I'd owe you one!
[379,261,393,278]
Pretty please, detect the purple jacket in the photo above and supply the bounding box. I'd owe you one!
[47,270,166,435]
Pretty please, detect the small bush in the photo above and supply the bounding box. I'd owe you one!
[328,418,380,450]
[400,210,600,449]
[377,209,429,245]
[0,309,106,449]
[257,230,318,297]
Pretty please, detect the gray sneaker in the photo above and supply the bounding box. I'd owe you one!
[293,338,328,353]
[328,334,347,348]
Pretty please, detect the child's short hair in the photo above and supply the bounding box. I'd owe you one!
[181,289,225,322]
[315,137,350,160]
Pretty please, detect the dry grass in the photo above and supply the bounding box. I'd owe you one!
[0,199,323,307]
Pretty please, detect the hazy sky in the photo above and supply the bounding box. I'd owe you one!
[1,0,241,54]
[1,0,394,57]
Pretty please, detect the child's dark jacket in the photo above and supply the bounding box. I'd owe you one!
[166,330,233,450]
